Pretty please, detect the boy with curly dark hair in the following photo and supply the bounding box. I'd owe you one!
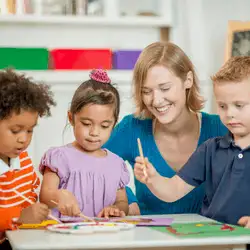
[0,69,56,249]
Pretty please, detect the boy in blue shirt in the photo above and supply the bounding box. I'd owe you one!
[134,56,250,227]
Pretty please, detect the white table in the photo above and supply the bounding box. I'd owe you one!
[6,214,250,250]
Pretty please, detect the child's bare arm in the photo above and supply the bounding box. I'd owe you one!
[39,167,60,208]
[147,174,194,202]
[40,167,81,216]
[134,157,195,202]
[97,188,129,218]
[128,202,140,215]
[114,188,129,215]
[135,141,209,202]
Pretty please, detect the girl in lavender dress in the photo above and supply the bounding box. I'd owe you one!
[39,69,129,220]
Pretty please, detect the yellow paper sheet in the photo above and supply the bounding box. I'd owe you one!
[19,220,58,229]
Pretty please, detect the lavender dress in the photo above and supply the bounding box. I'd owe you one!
[39,144,130,218]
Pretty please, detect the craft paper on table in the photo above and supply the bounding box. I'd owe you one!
[61,216,173,226]
[110,217,173,226]
[19,220,59,229]
[151,222,250,238]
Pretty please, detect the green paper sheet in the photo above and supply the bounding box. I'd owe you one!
[151,222,250,238]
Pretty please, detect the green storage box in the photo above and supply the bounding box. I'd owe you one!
[0,48,49,70]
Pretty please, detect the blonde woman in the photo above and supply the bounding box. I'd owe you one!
[104,42,227,215]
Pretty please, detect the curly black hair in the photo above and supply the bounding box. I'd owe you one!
[0,69,56,120]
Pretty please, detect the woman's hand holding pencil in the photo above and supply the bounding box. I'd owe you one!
[135,138,158,184]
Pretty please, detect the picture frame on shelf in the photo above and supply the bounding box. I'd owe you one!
[225,21,250,62]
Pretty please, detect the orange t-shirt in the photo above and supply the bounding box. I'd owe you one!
[0,151,39,233]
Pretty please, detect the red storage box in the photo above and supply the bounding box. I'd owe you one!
[50,49,112,70]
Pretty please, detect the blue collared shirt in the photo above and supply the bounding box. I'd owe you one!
[178,133,250,225]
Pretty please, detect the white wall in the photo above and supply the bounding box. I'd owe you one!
[203,0,250,76]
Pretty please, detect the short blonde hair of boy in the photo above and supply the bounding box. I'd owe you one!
[211,56,250,84]
[133,41,204,118]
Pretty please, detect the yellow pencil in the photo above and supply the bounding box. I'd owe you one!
[137,138,148,178]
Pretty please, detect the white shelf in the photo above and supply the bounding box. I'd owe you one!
[0,15,171,27]
[17,70,133,84]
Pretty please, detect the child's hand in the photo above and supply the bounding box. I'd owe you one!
[134,157,158,184]
[97,205,126,218]
[17,203,49,224]
[57,189,81,217]
[238,216,250,228]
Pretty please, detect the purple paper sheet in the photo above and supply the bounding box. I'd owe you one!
[61,216,173,226]
[110,217,174,226]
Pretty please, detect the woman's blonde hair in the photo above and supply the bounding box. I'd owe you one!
[133,41,204,118]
